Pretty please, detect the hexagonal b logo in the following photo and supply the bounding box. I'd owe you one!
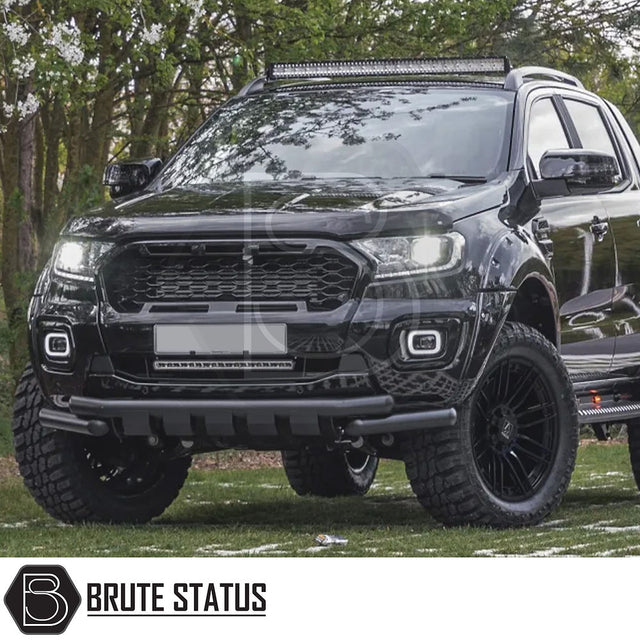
[4,565,81,634]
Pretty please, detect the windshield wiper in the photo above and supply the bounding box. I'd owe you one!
[423,174,487,183]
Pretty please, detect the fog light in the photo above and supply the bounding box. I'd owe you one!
[44,332,71,359]
[406,330,443,357]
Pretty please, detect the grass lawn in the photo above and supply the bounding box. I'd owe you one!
[0,440,638,557]
[0,406,12,458]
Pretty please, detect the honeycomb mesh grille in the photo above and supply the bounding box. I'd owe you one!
[102,243,359,313]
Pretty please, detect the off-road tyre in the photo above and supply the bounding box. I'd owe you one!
[626,420,640,490]
[404,322,578,528]
[12,364,192,524]
[281,448,378,497]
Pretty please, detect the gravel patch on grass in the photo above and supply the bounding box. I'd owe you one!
[192,450,283,470]
[0,450,282,480]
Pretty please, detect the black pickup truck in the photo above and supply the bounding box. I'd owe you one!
[13,57,640,528]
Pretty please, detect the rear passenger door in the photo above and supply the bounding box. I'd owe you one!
[527,93,617,376]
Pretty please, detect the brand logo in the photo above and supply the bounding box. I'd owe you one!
[4,565,81,635]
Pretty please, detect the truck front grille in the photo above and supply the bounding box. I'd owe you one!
[101,241,360,313]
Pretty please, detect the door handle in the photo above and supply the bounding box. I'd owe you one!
[590,216,609,242]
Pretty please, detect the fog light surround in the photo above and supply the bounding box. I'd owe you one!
[406,329,443,357]
[44,332,71,359]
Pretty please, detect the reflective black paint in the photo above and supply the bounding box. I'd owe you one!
[28,79,640,444]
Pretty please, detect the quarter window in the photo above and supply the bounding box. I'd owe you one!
[527,98,570,178]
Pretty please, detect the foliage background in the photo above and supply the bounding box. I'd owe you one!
[0,0,639,401]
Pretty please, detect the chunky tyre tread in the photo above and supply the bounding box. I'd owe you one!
[627,420,640,490]
[12,365,191,524]
[404,322,579,528]
[282,448,378,497]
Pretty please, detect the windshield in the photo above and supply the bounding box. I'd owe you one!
[158,87,514,188]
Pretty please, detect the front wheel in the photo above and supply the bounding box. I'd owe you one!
[404,322,578,528]
[12,365,192,524]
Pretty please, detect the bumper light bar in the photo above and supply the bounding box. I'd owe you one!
[267,57,510,81]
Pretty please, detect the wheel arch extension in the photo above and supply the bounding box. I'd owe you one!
[506,275,559,348]
[463,235,560,384]
[463,271,558,383]
[479,225,559,349]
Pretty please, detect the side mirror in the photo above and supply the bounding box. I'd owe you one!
[103,158,163,198]
[535,149,621,197]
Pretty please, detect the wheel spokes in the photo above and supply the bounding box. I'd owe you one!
[512,442,550,465]
[517,433,553,456]
[505,367,537,407]
[472,356,557,502]
[516,401,556,423]
[504,450,533,495]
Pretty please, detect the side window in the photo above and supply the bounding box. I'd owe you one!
[607,100,640,175]
[564,99,617,159]
[527,98,570,178]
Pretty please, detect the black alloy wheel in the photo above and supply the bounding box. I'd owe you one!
[472,356,558,502]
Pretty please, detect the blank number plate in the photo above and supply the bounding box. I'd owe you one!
[154,324,287,355]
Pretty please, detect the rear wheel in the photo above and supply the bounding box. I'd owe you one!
[12,365,191,524]
[626,420,640,490]
[282,447,378,497]
[403,322,578,527]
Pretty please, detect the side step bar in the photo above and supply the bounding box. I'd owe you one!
[578,402,640,425]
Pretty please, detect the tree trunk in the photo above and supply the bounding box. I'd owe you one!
[1,96,38,377]
[41,99,66,253]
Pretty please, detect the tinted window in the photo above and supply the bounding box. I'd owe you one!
[158,88,514,188]
[564,99,617,159]
[607,101,640,174]
[527,98,570,177]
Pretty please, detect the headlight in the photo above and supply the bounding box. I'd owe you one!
[53,240,113,281]
[351,232,465,279]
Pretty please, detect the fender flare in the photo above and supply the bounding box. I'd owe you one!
[462,226,559,383]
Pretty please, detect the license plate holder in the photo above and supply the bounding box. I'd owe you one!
[154,324,287,356]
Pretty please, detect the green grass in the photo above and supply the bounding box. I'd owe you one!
[0,442,639,557]
[0,404,12,457]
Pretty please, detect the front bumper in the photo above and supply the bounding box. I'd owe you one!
[32,294,501,406]
[39,395,457,440]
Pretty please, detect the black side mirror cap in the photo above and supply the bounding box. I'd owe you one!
[534,149,621,197]
[103,158,163,198]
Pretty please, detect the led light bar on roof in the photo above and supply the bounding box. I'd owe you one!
[267,57,510,81]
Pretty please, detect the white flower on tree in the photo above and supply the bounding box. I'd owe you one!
[140,23,164,45]
[3,21,29,46]
[11,55,35,80]
[1,0,30,11]
[182,0,205,19]
[44,22,84,66]
[16,92,39,119]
